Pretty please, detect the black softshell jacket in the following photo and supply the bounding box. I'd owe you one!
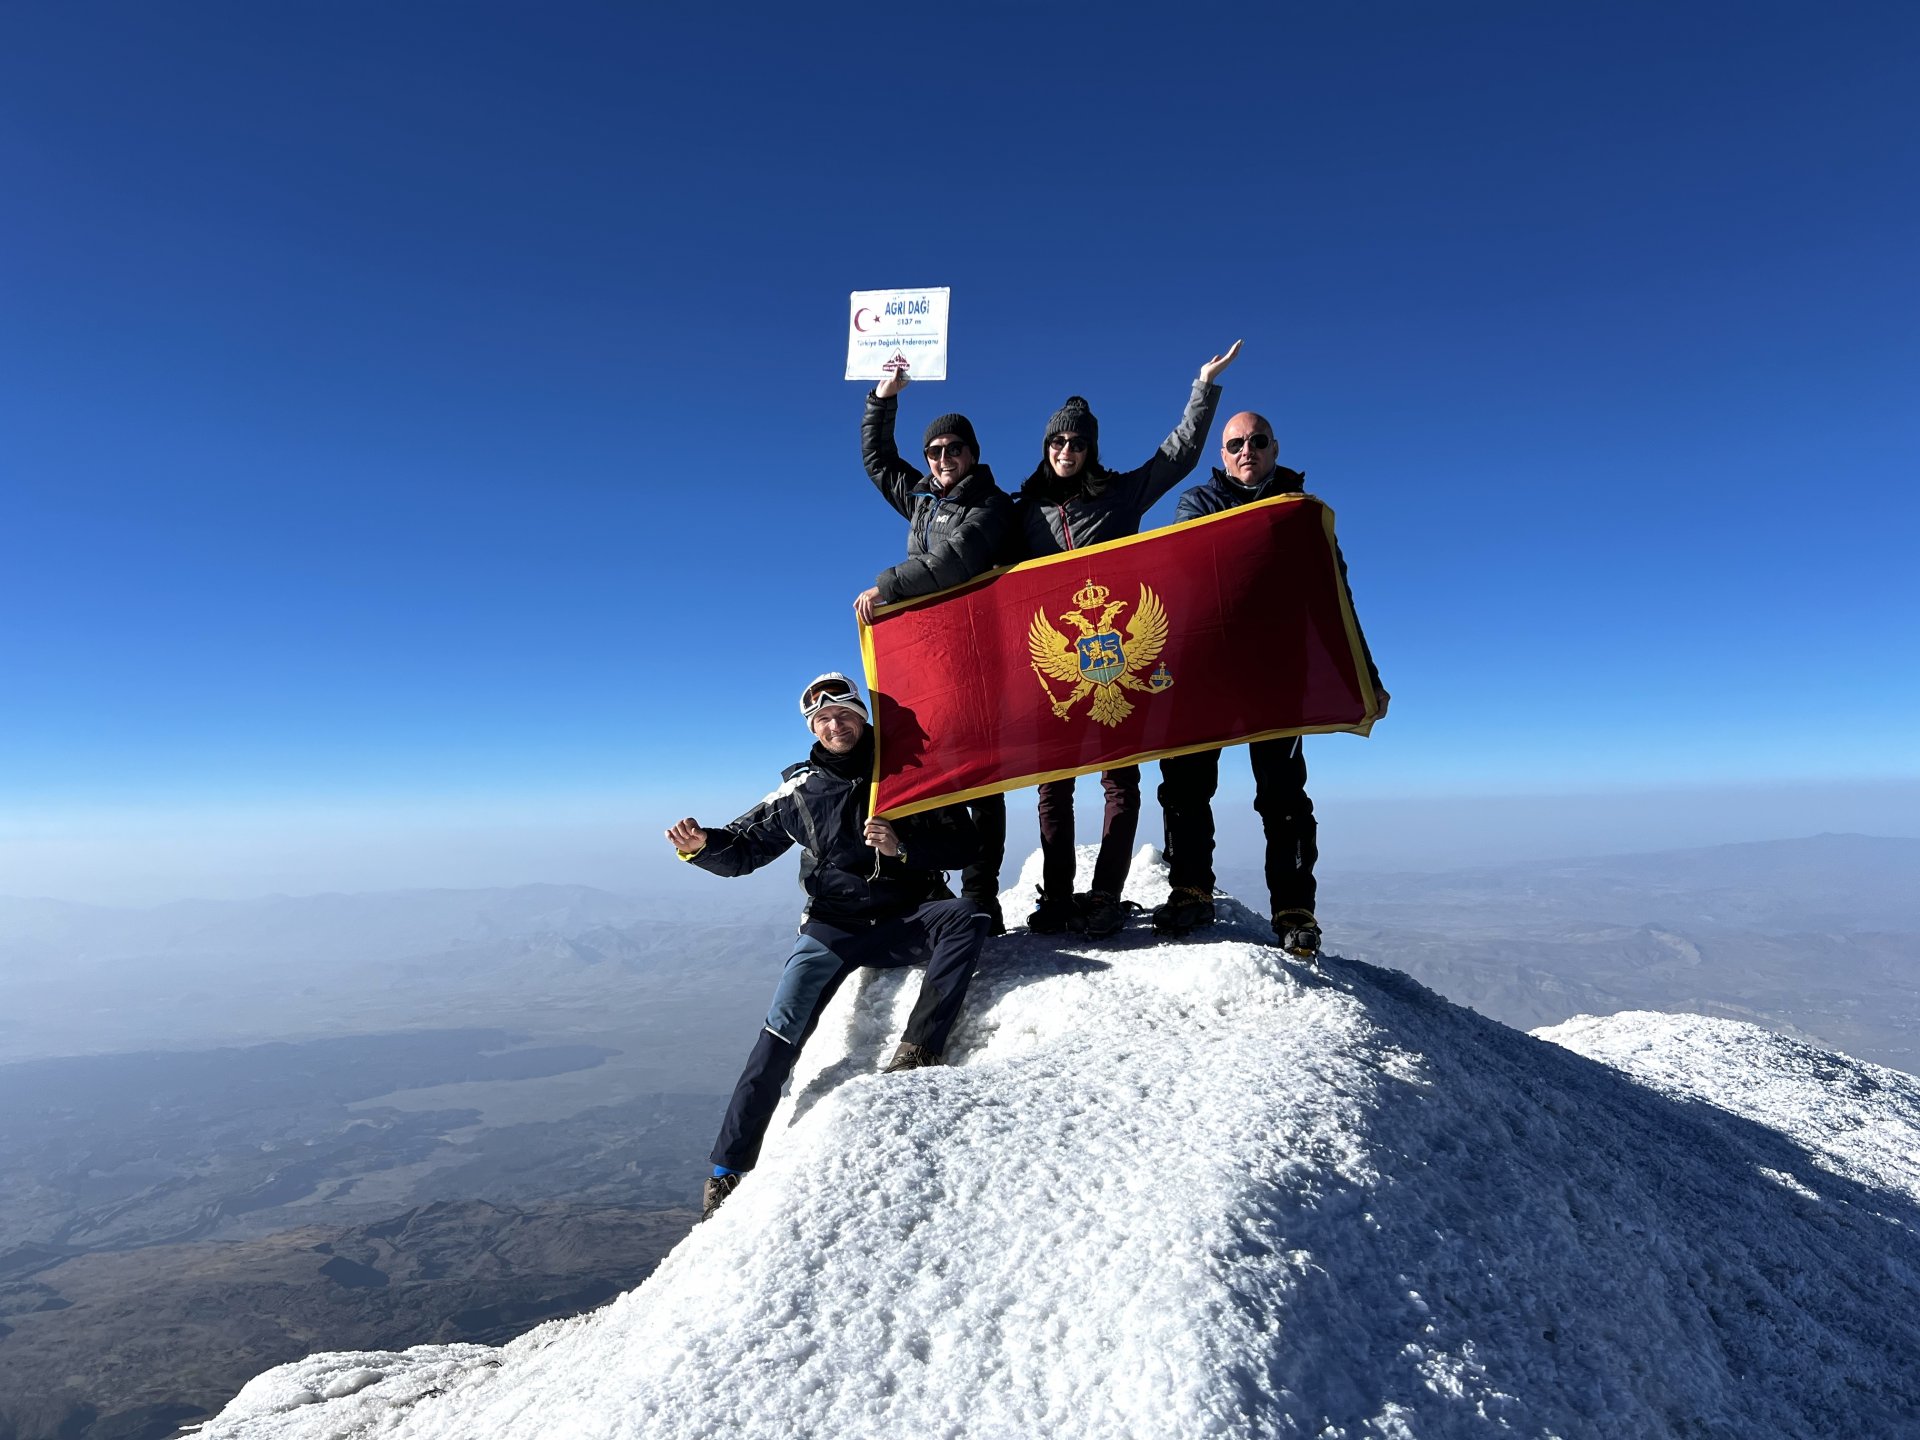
[862,393,1014,604]
[690,761,981,926]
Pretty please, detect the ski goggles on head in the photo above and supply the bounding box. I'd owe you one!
[799,673,868,721]
[1223,432,1273,456]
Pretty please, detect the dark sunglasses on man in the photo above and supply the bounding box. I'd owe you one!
[925,441,969,461]
[1223,433,1273,456]
[1047,435,1089,454]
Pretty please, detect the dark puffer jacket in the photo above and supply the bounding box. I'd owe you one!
[1010,378,1221,558]
[1173,464,1308,522]
[688,735,981,926]
[862,392,1014,603]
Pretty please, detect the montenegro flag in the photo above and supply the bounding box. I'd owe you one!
[860,493,1387,818]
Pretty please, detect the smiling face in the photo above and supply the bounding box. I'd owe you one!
[924,435,974,490]
[808,705,866,753]
[1221,411,1278,488]
[1047,432,1089,479]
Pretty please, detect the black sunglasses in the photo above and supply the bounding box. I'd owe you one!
[925,441,970,460]
[1047,435,1089,454]
[1224,433,1273,456]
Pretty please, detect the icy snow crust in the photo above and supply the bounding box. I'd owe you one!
[195,849,1920,1439]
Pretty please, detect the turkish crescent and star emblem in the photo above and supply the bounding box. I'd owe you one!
[1028,579,1175,727]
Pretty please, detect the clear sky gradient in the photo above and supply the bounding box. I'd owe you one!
[4,3,1916,900]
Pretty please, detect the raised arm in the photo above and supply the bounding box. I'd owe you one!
[1112,341,1239,515]
[861,369,923,520]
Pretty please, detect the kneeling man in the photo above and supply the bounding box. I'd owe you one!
[666,672,988,1219]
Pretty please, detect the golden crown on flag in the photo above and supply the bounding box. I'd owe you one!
[1072,580,1111,610]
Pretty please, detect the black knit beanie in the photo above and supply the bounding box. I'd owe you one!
[1040,395,1100,473]
[922,414,980,455]
[1045,396,1098,445]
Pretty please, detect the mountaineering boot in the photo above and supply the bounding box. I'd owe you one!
[1152,886,1216,936]
[702,1171,743,1220]
[883,1041,943,1073]
[1273,909,1323,961]
[1075,891,1126,940]
[1026,890,1085,935]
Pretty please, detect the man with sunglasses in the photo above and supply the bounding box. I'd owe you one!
[1152,413,1384,959]
[857,367,1015,932]
[1008,342,1240,940]
[668,672,988,1219]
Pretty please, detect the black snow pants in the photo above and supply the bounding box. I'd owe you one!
[961,793,1006,910]
[1157,737,1317,916]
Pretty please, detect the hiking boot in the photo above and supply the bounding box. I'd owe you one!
[1026,891,1085,934]
[702,1171,742,1220]
[883,1041,943,1073]
[1274,909,1323,960]
[1074,891,1126,940]
[1152,886,1216,936]
[966,894,1006,937]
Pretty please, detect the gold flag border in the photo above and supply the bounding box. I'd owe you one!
[859,492,1388,820]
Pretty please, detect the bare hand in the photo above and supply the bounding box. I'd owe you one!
[876,366,910,399]
[666,817,708,854]
[1198,339,1243,385]
[863,817,902,857]
[854,586,882,626]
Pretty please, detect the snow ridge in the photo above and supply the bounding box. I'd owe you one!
[194,849,1920,1440]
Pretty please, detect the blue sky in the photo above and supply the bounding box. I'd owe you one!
[3,2,1916,900]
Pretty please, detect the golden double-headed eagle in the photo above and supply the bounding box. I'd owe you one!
[1028,579,1171,727]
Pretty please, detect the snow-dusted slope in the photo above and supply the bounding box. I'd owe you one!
[1536,1009,1920,1209]
[193,850,1920,1440]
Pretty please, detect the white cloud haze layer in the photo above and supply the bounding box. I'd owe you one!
[4,777,1916,905]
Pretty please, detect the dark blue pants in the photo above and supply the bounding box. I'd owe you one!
[709,898,988,1173]
[1157,737,1316,915]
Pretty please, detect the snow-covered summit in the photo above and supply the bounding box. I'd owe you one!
[193,850,1920,1439]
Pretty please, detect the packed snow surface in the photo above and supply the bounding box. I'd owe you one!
[194,849,1920,1439]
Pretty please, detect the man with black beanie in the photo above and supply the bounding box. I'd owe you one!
[668,672,987,1220]
[856,365,1015,932]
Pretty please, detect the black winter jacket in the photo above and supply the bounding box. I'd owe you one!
[1173,464,1308,523]
[862,393,1014,603]
[1010,378,1222,558]
[688,737,981,926]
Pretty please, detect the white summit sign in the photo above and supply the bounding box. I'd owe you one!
[845,286,950,382]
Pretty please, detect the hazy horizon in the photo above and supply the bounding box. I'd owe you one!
[4,780,1915,908]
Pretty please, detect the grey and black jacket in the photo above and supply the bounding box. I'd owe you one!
[1010,378,1222,558]
[1173,464,1308,522]
[688,740,981,926]
[862,393,1014,604]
